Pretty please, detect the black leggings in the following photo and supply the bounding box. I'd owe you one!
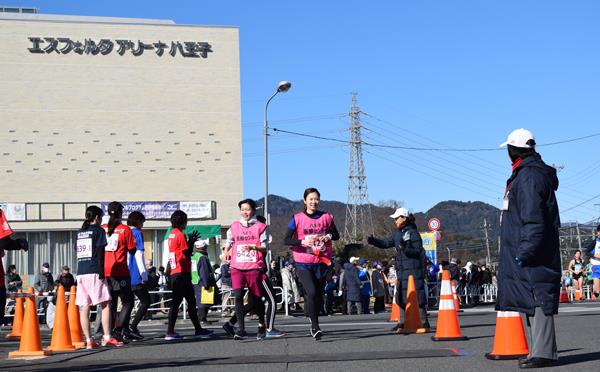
[108,277,134,333]
[230,277,277,330]
[233,288,264,333]
[167,273,201,334]
[296,268,324,330]
[130,286,150,329]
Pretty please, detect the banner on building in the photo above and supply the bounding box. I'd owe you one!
[420,232,437,264]
[101,201,215,220]
[0,203,26,221]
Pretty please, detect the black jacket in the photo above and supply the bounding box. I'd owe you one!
[369,222,426,308]
[342,263,361,302]
[496,154,561,316]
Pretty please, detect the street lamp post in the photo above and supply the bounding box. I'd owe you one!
[264,81,292,271]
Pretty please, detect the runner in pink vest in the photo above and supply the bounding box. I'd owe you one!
[225,199,269,340]
[284,187,340,340]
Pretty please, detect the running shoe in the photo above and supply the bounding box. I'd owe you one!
[127,327,144,340]
[164,333,184,341]
[222,321,236,337]
[233,330,248,340]
[114,331,131,344]
[102,337,124,347]
[310,328,322,340]
[266,328,285,338]
[256,326,267,340]
[86,339,100,349]
[194,328,214,339]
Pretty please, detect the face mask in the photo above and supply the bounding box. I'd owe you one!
[42,267,49,273]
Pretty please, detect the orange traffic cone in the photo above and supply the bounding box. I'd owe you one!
[68,285,85,349]
[397,275,428,334]
[574,290,582,301]
[432,270,467,341]
[451,280,463,312]
[389,280,401,322]
[485,311,529,360]
[8,287,51,359]
[6,289,24,340]
[559,287,570,303]
[46,285,76,352]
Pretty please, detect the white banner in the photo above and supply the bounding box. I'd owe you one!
[180,201,215,219]
[0,203,26,221]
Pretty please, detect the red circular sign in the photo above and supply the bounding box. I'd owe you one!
[428,218,441,231]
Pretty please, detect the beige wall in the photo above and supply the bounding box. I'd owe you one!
[0,17,242,229]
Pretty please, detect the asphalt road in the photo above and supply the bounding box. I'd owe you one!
[1,302,599,371]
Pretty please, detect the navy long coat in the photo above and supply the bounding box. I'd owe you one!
[496,154,561,316]
[369,222,426,308]
[342,263,362,302]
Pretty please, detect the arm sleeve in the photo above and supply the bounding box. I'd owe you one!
[369,234,396,249]
[404,230,424,258]
[328,220,340,241]
[225,228,234,248]
[201,257,212,287]
[284,216,301,246]
[516,173,547,264]
[135,250,148,282]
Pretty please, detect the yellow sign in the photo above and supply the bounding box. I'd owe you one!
[420,232,437,263]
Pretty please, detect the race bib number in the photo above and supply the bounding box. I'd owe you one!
[236,245,257,263]
[168,252,177,269]
[304,234,324,253]
[77,238,93,259]
[106,235,118,252]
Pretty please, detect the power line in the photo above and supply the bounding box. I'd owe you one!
[271,127,600,152]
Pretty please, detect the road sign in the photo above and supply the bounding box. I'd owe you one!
[428,218,441,231]
[433,231,442,241]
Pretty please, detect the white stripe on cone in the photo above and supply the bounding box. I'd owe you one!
[497,311,520,318]
[438,299,455,311]
[440,280,452,295]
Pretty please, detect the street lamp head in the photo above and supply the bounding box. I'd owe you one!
[277,81,292,93]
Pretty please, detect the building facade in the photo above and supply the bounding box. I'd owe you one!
[0,12,242,281]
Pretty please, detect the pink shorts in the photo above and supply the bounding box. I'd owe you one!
[76,274,111,306]
[230,268,264,297]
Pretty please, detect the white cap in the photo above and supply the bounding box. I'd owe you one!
[349,257,360,264]
[194,240,208,248]
[499,128,536,148]
[389,207,409,219]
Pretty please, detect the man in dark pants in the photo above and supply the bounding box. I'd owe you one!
[496,129,561,369]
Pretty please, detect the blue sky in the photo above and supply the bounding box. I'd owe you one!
[5,1,600,223]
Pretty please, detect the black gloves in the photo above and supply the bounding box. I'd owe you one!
[367,236,376,245]
[187,231,201,250]
[16,238,29,252]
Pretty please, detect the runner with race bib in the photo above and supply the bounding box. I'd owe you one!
[224,199,269,340]
[76,206,122,348]
[284,187,339,340]
[586,224,600,299]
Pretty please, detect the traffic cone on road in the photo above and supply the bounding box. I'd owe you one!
[559,287,570,303]
[451,280,463,312]
[485,311,529,360]
[432,270,467,341]
[8,288,51,359]
[6,289,24,340]
[46,285,76,352]
[68,285,85,349]
[397,275,428,334]
[389,280,400,322]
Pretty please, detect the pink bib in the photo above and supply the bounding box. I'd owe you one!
[230,220,266,270]
[291,212,333,264]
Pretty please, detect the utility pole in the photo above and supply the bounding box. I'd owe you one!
[576,222,582,250]
[344,93,373,243]
[482,218,491,266]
